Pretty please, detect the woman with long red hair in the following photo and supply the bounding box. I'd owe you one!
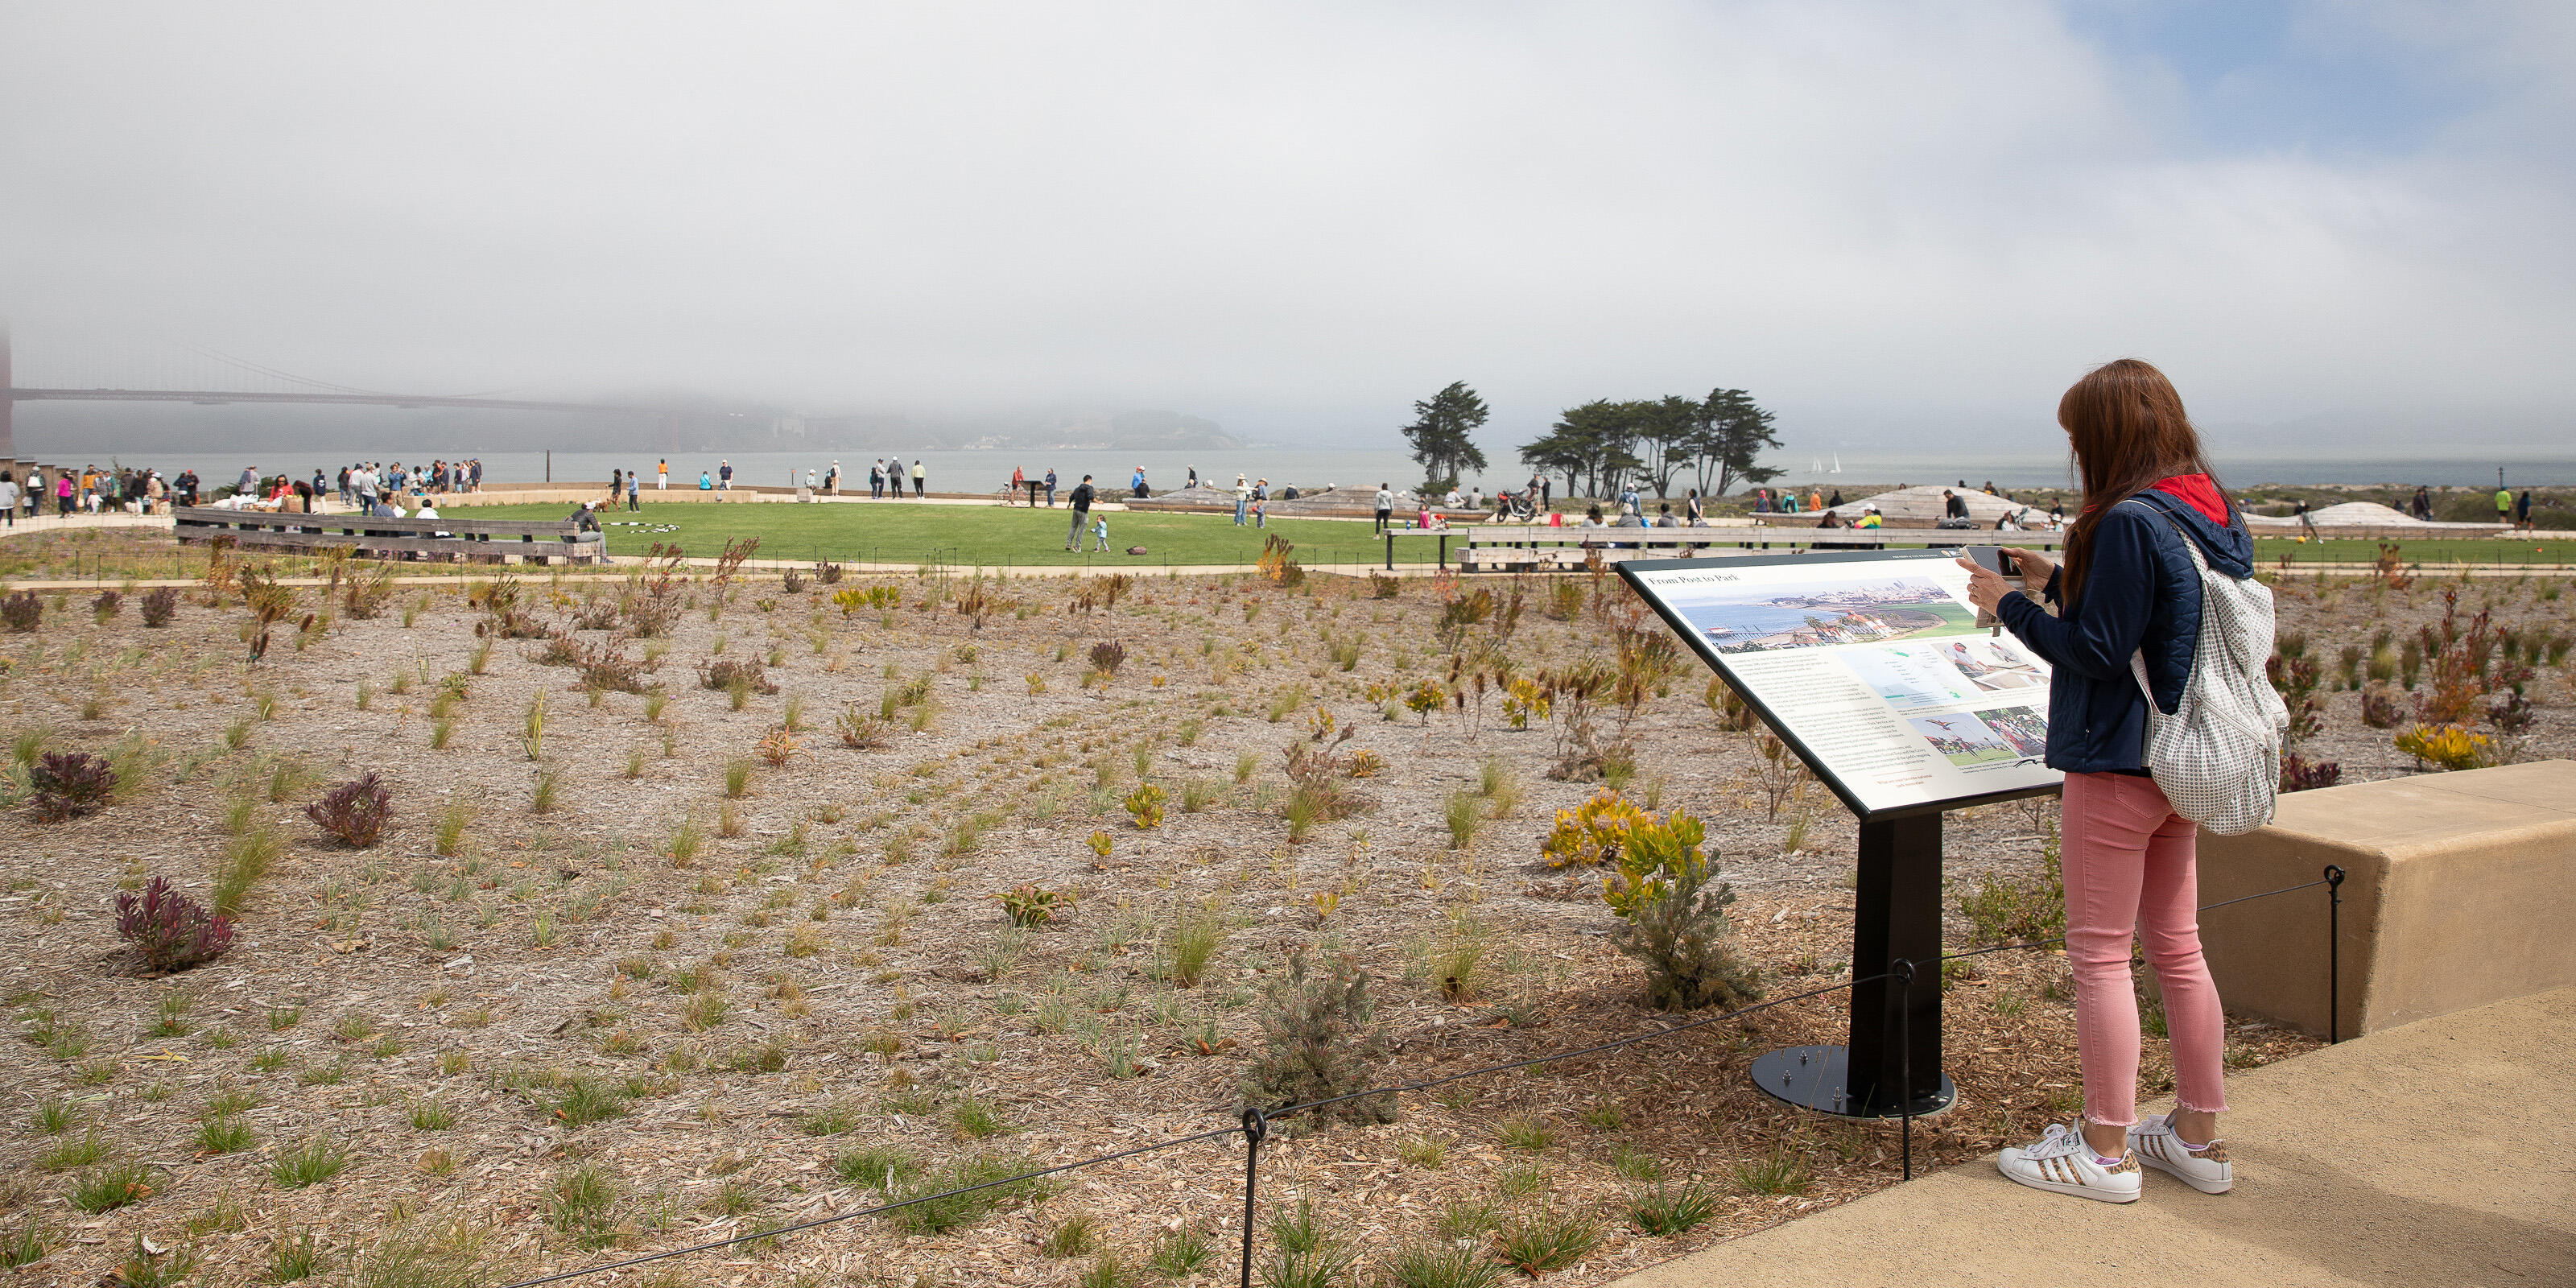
[1959,359,2252,1204]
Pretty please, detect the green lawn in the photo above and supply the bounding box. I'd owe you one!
[451,501,1451,569]
[2252,537,2571,567]
[441,505,2574,572]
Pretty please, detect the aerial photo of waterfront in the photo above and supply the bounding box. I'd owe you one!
[1677,576,1979,653]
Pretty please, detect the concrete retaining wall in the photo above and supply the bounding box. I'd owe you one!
[2198,759,2576,1038]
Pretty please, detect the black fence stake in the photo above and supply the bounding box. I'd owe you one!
[1892,958,1915,1181]
[2324,865,2346,1043]
[462,877,2337,1288]
[1238,1107,1267,1288]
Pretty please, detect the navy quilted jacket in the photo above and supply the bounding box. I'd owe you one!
[1996,489,2254,774]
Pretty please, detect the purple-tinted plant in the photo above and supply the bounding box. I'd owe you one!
[139,586,180,627]
[304,774,392,848]
[30,751,114,821]
[2358,684,2405,730]
[1,591,40,634]
[116,877,235,972]
[696,658,778,695]
[2487,690,2537,736]
[90,590,122,621]
[2279,753,2343,794]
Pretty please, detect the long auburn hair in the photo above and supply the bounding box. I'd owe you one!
[2058,358,2227,605]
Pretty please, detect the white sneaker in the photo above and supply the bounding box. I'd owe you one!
[2128,1114,2232,1194]
[1998,1121,2142,1203]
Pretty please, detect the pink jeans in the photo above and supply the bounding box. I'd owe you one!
[2062,771,2230,1127]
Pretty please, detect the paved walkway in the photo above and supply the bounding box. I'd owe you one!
[1610,986,2576,1288]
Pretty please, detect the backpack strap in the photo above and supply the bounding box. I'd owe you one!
[2118,497,2209,716]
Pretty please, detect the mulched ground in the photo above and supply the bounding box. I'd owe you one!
[0,535,2561,1288]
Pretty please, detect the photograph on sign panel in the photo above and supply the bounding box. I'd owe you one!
[1940,637,2046,691]
[1668,576,1979,654]
[1972,704,2051,757]
[1906,710,2028,767]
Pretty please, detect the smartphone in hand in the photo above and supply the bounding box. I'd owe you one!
[1964,545,2019,578]
[1960,545,2017,629]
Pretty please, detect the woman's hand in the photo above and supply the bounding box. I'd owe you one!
[2000,547,2056,598]
[1957,558,2014,615]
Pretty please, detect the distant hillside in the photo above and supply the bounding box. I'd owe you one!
[17,400,1239,456]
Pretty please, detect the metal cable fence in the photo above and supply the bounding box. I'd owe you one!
[493,869,2347,1288]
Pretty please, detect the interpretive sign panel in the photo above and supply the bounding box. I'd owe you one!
[1618,549,2062,820]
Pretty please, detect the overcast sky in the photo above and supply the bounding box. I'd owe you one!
[4,1,2571,450]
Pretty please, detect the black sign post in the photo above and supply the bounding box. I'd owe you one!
[1752,811,1951,1116]
[1616,550,2063,1121]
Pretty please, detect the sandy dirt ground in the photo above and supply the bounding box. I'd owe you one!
[0,533,2563,1288]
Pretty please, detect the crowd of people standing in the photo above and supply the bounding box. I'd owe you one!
[0,457,493,524]
[0,464,200,523]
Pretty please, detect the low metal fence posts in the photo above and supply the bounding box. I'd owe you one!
[458,872,2342,1287]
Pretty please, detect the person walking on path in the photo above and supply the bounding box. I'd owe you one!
[1012,466,1026,505]
[1044,469,1058,507]
[626,473,641,511]
[658,459,669,490]
[2516,489,2533,530]
[1958,358,2249,1206]
[718,460,733,493]
[1064,475,1096,550]
[1233,474,1251,526]
[2496,484,2512,525]
[911,460,927,497]
[1374,483,1394,534]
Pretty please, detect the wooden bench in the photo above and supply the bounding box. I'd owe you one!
[172,506,606,564]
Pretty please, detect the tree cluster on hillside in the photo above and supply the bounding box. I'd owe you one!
[1517,390,1781,500]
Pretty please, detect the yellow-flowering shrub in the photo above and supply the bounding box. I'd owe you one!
[1540,790,1653,869]
[1598,808,1711,920]
[2395,723,2486,771]
[1502,677,1552,729]
[1124,782,1166,830]
[1544,791,1758,1010]
[1402,679,1447,720]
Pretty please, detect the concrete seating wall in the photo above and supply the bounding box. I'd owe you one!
[2198,760,2576,1038]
